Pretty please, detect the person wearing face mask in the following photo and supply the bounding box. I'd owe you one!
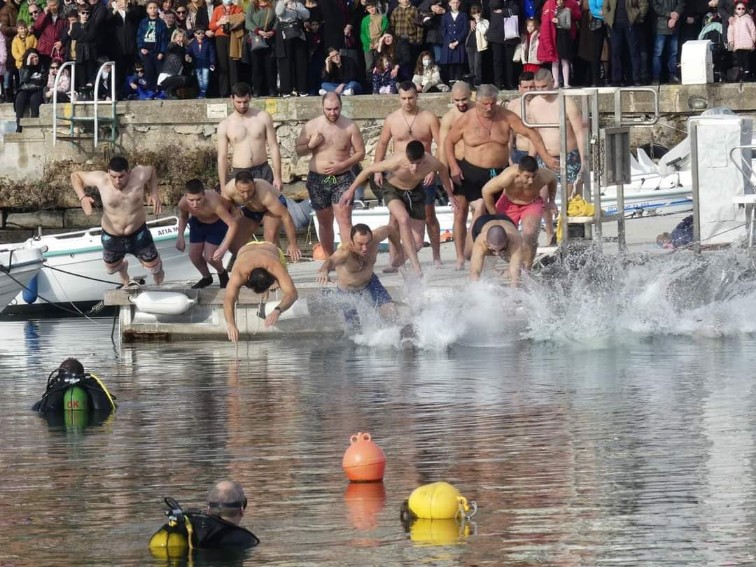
[411,50,447,92]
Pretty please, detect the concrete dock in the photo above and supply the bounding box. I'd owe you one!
[103,211,698,342]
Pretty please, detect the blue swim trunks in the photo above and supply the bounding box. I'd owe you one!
[510,148,529,165]
[537,149,581,185]
[241,194,288,222]
[338,273,393,327]
[188,217,228,245]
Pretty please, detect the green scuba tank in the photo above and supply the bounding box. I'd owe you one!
[63,386,89,412]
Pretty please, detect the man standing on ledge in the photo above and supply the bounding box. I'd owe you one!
[443,84,557,269]
[217,82,283,192]
[295,92,366,256]
[71,156,164,286]
[223,241,298,342]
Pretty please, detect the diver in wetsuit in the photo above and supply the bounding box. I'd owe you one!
[149,480,259,558]
[32,358,117,414]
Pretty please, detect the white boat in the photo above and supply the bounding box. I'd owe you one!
[0,246,44,314]
[5,216,209,315]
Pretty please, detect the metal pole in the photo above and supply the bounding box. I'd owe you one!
[591,90,602,244]
[690,122,701,254]
[558,90,569,247]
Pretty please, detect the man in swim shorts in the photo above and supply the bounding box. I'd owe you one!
[223,241,298,342]
[506,71,536,166]
[443,84,557,269]
[176,179,238,289]
[71,156,164,286]
[217,82,283,191]
[481,156,558,270]
[340,140,454,276]
[221,171,302,262]
[316,223,404,326]
[465,202,525,286]
[295,91,366,256]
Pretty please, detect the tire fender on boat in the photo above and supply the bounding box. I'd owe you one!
[129,292,196,315]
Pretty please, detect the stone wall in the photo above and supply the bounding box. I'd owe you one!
[0,83,755,225]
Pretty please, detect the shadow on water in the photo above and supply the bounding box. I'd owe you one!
[3,247,756,564]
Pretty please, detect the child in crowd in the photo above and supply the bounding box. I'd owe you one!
[67,5,99,91]
[440,0,467,83]
[12,21,37,72]
[186,25,215,98]
[538,0,580,88]
[465,4,488,86]
[96,58,115,100]
[125,62,155,99]
[44,59,70,102]
[728,1,756,79]
[412,51,448,92]
[520,18,541,74]
[137,0,170,90]
[360,0,388,76]
[372,52,397,93]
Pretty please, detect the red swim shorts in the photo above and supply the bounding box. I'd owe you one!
[494,193,545,226]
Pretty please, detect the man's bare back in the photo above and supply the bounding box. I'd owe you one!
[222,177,281,211]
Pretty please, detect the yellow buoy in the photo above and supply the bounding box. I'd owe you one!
[405,482,475,520]
[409,518,471,546]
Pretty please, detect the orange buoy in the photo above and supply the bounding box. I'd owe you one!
[440,230,453,243]
[312,243,328,260]
[344,481,386,530]
[342,432,386,482]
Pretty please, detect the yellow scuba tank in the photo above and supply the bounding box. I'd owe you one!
[148,498,193,560]
[405,482,476,520]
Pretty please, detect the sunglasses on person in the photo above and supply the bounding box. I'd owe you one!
[50,65,60,69]
[29,9,41,15]
[136,69,145,73]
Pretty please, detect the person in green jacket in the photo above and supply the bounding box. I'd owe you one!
[360,0,387,78]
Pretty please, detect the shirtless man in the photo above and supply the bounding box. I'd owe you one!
[527,68,586,195]
[221,171,302,262]
[506,71,536,166]
[439,80,472,267]
[481,156,558,270]
[444,84,557,270]
[507,72,556,244]
[176,179,238,289]
[223,241,298,342]
[373,81,450,267]
[466,205,525,286]
[316,223,404,324]
[294,92,366,256]
[340,140,454,276]
[217,81,283,192]
[71,156,164,286]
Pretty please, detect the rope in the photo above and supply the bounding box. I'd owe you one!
[44,264,122,286]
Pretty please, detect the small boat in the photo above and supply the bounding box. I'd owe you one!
[0,246,45,314]
[5,216,206,316]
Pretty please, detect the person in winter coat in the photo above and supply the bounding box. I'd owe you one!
[14,47,45,131]
[486,0,521,90]
[137,0,169,89]
[360,0,387,74]
[520,17,541,73]
[727,0,755,77]
[439,0,467,82]
[412,49,448,91]
[417,0,446,64]
[651,0,684,83]
[538,0,582,87]
[603,0,648,85]
[187,24,214,97]
[107,0,144,100]
[465,3,488,86]
[32,0,66,67]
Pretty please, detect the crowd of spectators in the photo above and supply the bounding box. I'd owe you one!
[0,0,746,110]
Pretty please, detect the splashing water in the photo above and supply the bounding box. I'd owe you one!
[354,246,756,349]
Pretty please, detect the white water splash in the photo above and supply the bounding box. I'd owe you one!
[354,247,756,349]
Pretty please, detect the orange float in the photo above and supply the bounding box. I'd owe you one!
[312,243,328,260]
[342,432,386,482]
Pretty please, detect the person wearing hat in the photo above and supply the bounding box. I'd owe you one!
[186,23,215,98]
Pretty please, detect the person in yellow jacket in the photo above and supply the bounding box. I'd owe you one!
[11,20,37,69]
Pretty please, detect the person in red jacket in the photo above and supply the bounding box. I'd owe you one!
[33,0,66,67]
[537,0,581,88]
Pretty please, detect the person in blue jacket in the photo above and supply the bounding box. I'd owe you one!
[136,0,169,89]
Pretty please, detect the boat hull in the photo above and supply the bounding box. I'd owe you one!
[0,247,45,314]
[7,217,219,312]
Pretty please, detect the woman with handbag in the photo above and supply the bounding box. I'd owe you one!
[485,0,520,90]
[538,0,581,87]
[275,0,308,96]
[246,0,277,96]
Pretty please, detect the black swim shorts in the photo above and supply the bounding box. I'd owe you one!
[453,159,504,202]
[101,223,159,265]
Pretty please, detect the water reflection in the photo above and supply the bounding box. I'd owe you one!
[3,321,756,564]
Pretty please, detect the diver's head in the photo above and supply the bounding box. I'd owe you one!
[58,357,85,376]
[245,267,276,294]
[207,480,247,525]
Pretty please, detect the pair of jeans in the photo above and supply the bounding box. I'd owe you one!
[195,67,210,95]
[609,21,642,83]
[652,33,679,80]
[321,81,362,94]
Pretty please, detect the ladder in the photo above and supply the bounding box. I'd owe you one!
[52,60,117,147]
[520,87,660,250]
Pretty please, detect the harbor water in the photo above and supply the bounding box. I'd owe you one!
[4,247,756,565]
